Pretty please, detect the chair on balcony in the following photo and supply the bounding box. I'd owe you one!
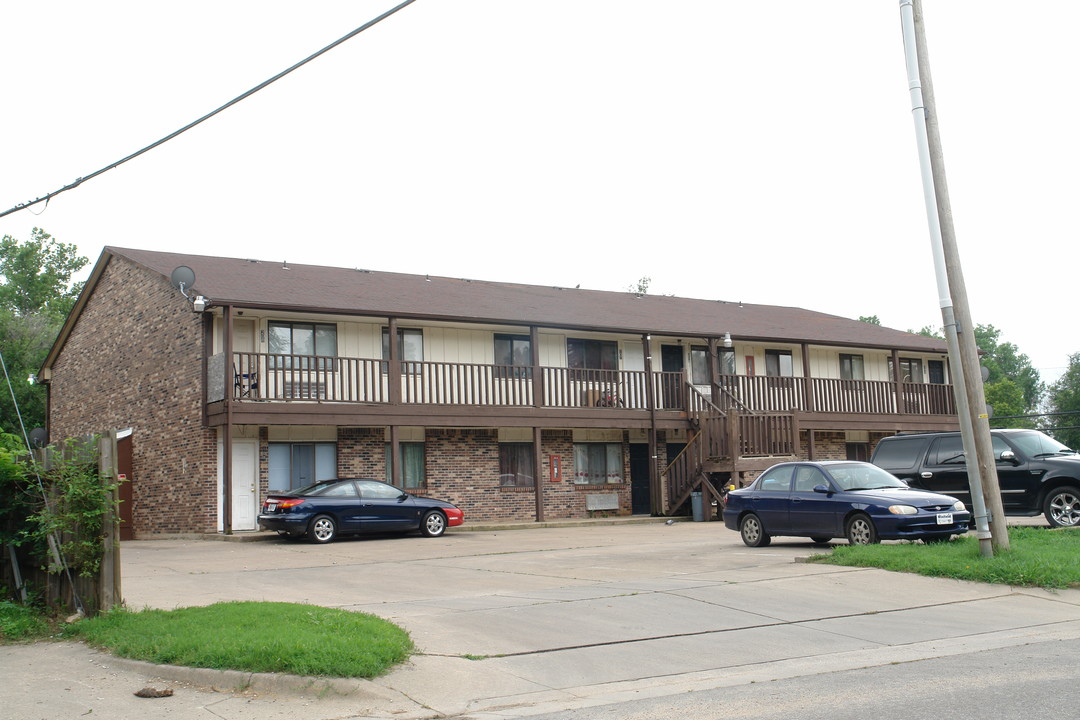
[234,364,259,398]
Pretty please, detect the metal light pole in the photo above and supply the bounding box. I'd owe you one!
[898,0,1009,553]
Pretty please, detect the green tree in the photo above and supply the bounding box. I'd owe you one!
[974,324,1043,426]
[858,315,881,325]
[0,228,87,319]
[1045,353,1080,450]
[0,229,88,438]
[911,325,943,339]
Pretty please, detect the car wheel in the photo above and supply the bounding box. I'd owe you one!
[845,514,879,545]
[420,510,447,538]
[739,513,771,547]
[308,515,337,544]
[810,536,832,546]
[1044,487,1080,528]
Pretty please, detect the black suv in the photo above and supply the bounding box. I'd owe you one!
[871,429,1080,528]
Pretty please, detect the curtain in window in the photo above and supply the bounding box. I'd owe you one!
[499,444,534,486]
[573,443,623,484]
[386,442,426,488]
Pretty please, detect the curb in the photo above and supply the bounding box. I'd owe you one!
[105,654,387,699]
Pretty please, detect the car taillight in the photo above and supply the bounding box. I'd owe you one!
[264,497,305,512]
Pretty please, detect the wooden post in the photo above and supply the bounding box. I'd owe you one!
[532,427,545,522]
[530,326,543,408]
[98,433,121,613]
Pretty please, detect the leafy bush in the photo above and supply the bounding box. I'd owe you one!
[24,441,117,578]
[2,440,117,589]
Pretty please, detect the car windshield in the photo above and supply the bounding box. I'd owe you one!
[1007,431,1076,457]
[825,463,907,491]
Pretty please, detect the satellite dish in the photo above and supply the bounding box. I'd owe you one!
[28,428,48,448]
[980,365,990,382]
[170,266,196,297]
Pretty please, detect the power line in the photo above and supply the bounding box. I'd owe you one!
[0,0,419,220]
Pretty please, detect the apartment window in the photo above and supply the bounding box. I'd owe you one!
[499,443,535,487]
[572,443,623,485]
[385,442,426,489]
[928,360,945,384]
[691,346,736,384]
[889,357,924,383]
[840,354,865,381]
[382,327,424,373]
[495,334,532,378]
[719,348,735,375]
[268,442,337,492]
[846,443,869,461]
[691,346,709,385]
[567,339,618,371]
[765,350,793,377]
[268,321,337,369]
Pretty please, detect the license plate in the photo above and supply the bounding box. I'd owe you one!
[936,513,953,525]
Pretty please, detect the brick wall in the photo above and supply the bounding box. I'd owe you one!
[328,428,634,523]
[47,255,218,536]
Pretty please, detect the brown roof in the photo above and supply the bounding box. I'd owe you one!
[106,246,946,352]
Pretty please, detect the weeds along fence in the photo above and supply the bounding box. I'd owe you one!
[1,431,122,617]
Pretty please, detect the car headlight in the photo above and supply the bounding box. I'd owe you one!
[888,505,918,515]
[953,500,966,512]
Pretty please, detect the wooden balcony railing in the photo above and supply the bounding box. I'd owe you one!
[227,353,956,416]
[710,375,955,416]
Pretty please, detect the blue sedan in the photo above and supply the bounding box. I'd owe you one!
[259,479,464,543]
[722,461,970,546]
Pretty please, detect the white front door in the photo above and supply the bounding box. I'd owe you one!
[231,440,258,531]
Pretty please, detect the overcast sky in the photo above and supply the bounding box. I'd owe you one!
[2,2,1075,382]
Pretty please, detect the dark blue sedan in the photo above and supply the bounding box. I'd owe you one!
[722,461,970,546]
[259,479,464,543]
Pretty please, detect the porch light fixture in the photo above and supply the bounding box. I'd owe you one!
[723,332,732,348]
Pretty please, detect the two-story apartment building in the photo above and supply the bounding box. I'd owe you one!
[40,247,958,537]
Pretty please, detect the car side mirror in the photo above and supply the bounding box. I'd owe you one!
[999,450,1018,465]
[813,484,831,495]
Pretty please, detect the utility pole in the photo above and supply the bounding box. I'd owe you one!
[899,0,1009,552]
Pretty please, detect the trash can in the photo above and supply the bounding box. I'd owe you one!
[691,491,704,522]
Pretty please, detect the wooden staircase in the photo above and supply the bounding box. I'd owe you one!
[662,386,798,519]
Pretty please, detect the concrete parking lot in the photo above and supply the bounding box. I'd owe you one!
[4,519,1079,720]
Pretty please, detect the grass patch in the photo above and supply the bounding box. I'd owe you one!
[61,601,413,678]
[0,600,53,642]
[813,526,1080,589]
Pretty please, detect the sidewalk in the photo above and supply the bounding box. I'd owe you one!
[3,520,1078,720]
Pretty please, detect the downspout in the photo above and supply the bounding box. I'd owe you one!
[899,0,991,555]
[222,305,234,535]
[530,326,545,522]
[387,317,401,487]
[643,333,660,515]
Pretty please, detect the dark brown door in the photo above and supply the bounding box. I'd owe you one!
[117,434,134,541]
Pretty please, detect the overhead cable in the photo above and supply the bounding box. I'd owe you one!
[0,0,419,219]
